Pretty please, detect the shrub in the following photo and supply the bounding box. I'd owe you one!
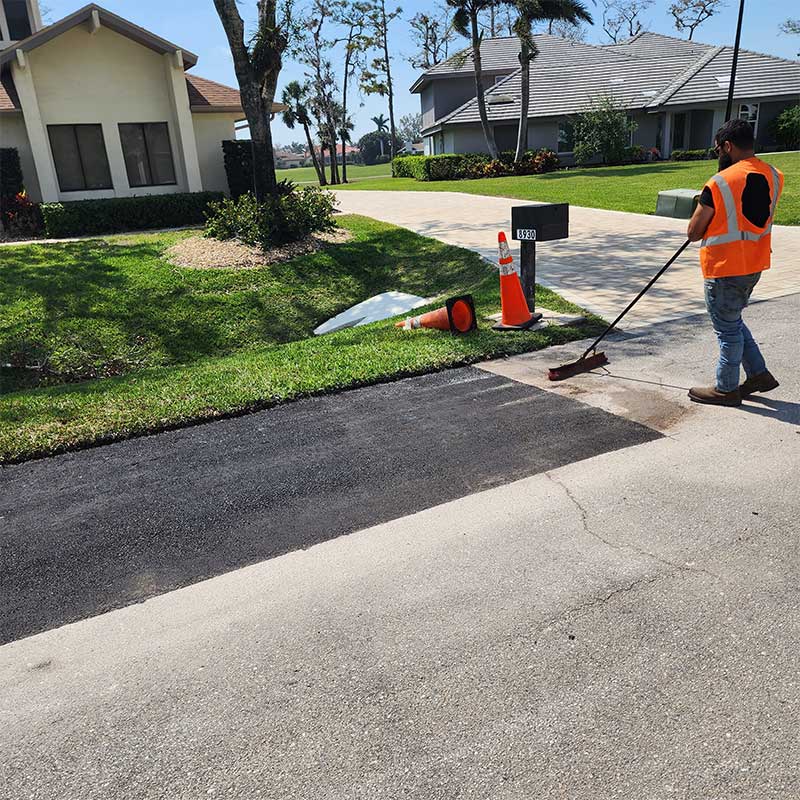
[1,148,23,199]
[1,192,43,238]
[481,159,509,178]
[392,155,421,178]
[624,145,647,163]
[460,152,492,178]
[374,153,392,164]
[572,97,638,165]
[40,192,224,238]
[672,148,715,161]
[222,140,254,199]
[205,185,336,249]
[769,105,800,151]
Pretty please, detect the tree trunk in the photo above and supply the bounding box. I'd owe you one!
[471,12,498,159]
[341,138,348,183]
[381,0,398,159]
[514,48,531,163]
[341,36,353,184]
[304,122,326,185]
[213,0,280,200]
[329,130,341,184]
[320,143,328,184]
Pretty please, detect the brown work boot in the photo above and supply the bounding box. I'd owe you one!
[688,386,742,407]
[740,371,779,397]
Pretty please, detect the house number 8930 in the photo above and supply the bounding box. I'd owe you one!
[517,229,537,241]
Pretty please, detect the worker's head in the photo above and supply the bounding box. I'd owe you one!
[713,119,755,170]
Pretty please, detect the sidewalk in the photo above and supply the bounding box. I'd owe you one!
[335,190,800,325]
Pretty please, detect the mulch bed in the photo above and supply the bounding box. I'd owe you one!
[166,228,352,270]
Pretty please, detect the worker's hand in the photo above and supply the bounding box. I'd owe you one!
[687,203,715,242]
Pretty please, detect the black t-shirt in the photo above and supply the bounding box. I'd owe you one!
[700,172,772,229]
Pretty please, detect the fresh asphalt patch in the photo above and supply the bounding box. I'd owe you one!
[0,367,661,644]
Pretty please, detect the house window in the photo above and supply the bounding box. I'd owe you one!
[3,0,32,39]
[557,121,574,153]
[739,103,760,136]
[119,123,177,188]
[47,124,113,192]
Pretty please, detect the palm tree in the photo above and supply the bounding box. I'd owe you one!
[281,81,326,186]
[338,111,356,183]
[446,0,501,158]
[509,0,592,162]
[371,113,389,156]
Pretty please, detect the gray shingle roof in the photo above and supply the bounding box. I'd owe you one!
[424,31,800,131]
[605,31,713,59]
[412,33,635,91]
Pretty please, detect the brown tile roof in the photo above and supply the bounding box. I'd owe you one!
[186,73,286,114]
[0,70,21,111]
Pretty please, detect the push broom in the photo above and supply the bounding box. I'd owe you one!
[548,239,691,381]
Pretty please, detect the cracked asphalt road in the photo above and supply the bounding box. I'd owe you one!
[2,296,799,799]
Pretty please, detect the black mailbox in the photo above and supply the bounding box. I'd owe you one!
[511,203,569,242]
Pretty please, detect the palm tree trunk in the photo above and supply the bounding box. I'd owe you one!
[381,0,398,158]
[304,123,326,185]
[514,48,531,163]
[471,12,498,159]
[341,139,347,183]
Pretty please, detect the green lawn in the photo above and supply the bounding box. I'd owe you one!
[335,153,800,226]
[277,162,392,184]
[0,215,598,463]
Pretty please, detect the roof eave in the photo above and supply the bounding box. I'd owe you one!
[0,3,198,69]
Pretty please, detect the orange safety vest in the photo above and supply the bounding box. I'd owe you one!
[700,157,784,279]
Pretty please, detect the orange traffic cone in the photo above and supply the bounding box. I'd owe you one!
[396,294,477,335]
[493,232,542,331]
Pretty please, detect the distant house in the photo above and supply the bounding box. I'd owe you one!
[0,2,286,202]
[412,32,800,160]
[274,149,305,169]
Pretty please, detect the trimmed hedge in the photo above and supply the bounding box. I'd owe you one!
[40,192,224,238]
[672,148,715,161]
[222,140,253,199]
[1,148,24,199]
[391,150,560,182]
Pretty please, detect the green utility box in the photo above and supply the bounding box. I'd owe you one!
[655,189,700,219]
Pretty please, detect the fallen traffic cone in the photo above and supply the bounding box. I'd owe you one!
[493,232,542,331]
[396,294,477,334]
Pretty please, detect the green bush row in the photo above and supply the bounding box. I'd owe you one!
[672,149,715,161]
[40,192,224,238]
[392,150,560,181]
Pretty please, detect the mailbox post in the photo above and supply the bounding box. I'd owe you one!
[511,203,569,312]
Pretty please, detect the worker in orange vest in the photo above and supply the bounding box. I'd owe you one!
[686,119,784,407]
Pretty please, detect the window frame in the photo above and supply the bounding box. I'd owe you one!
[118,122,178,189]
[47,123,113,193]
[2,0,33,40]
[738,103,760,137]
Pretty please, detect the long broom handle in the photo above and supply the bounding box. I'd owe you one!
[582,239,692,360]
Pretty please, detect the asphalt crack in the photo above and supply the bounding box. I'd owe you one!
[545,471,722,582]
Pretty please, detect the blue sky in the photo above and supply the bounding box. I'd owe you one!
[48,0,800,146]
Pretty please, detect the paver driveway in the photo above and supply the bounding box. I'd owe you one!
[336,190,800,325]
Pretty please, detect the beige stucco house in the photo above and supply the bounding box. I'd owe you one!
[0,1,279,202]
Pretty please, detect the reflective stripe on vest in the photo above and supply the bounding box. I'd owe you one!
[701,165,779,248]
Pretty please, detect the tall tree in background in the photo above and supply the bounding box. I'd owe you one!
[212,0,295,199]
[306,2,342,184]
[669,0,725,41]
[398,113,423,144]
[334,0,370,182]
[362,0,403,159]
[547,18,588,39]
[601,0,652,43]
[337,108,356,174]
[409,10,456,69]
[281,80,326,184]
[510,0,593,162]
[447,0,501,158]
[780,18,800,56]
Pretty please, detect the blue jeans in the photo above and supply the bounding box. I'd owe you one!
[704,273,767,392]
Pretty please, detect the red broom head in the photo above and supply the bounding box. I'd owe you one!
[548,351,609,381]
